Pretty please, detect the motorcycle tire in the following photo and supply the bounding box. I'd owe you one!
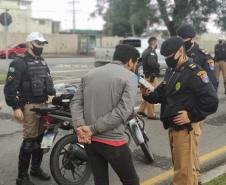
[140,142,154,163]
[50,134,92,185]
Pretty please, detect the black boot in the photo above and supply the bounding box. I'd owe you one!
[16,175,35,185]
[17,139,35,185]
[30,134,50,181]
[30,168,50,180]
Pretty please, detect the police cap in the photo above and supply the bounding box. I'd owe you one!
[160,36,184,56]
[177,24,196,39]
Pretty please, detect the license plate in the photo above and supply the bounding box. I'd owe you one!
[41,129,55,149]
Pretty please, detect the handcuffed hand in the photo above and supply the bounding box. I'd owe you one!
[13,108,24,121]
[173,110,191,125]
[76,126,93,144]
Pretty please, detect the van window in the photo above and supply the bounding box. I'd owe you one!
[120,39,141,47]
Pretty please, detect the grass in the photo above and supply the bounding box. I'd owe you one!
[204,173,226,185]
[0,72,6,84]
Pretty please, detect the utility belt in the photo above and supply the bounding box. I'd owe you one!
[169,123,193,133]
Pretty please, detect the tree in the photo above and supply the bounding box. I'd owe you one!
[93,0,154,36]
[95,0,225,36]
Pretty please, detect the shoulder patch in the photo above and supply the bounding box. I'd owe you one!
[9,67,15,73]
[207,59,215,71]
[197,70,209,83]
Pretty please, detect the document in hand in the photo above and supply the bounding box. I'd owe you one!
[137,76,155,91]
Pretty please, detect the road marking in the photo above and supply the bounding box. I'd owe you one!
[141,145,226,185]
[52,69,89,73]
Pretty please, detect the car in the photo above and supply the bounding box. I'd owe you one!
[54,83,77,96]
[94,37,167,76]
[0,43,27,59]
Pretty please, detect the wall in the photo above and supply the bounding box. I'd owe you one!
[0,32,78,55]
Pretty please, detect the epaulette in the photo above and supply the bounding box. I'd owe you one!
[187,63,198,70]
[199,48,210,56]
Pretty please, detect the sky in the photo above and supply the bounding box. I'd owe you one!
[32,0,105,30]
[32,0,221,33]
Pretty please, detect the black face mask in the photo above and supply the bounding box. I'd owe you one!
[165,54,179,69]
[32,44,43,56]
[184,40,193,51]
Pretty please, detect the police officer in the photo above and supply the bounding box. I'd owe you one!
[137,37,160,119]
[177,24,219,184]
[177,24,218,90]
[4,32,55,185]
[141,37,218,185]
[214,37,226,94]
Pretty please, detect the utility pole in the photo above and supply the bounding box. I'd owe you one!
[68,0,79,31]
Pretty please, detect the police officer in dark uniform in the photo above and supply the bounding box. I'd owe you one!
[177,24,218,90]
[177,24,218,184]
[138,37,160,119]
[4,32,55,185]
[214,38,226,94]
[140,37,218,185]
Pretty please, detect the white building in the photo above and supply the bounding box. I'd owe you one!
[0,0,60,34]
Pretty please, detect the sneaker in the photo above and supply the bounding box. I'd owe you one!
[16,175,35,185]
[147,115,160,120]
[137,112,147,117]
[30,168,50,181]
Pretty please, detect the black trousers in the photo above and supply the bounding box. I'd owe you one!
[85,142,140,185]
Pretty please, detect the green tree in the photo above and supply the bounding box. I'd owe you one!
[94,0,153,36]
[95,0,224,36]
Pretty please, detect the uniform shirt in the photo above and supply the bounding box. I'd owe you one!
[142,47,160,77]
[4,52,55,109]
[143,59,218,129]
[214,43,226,61]
[187,43,218,90]
[70,60,138,143]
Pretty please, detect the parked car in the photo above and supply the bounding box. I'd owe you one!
[0,43,27,59]
[94,37,167,76]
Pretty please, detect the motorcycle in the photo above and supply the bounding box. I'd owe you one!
[126,113,154,163]
[31,94,154,185]
[31,94,91,185]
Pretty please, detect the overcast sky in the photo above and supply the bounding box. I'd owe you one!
[32,0,105,30]
[32,0,220,33]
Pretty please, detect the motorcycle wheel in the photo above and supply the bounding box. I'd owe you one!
[140,141,154,163]
[50,134,91,185]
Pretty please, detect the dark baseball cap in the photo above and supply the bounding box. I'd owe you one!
[160,36,184,56]
[177,24,196,39]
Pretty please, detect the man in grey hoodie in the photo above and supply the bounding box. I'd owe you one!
[70,44,140,185]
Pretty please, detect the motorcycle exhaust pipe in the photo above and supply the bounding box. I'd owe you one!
[68,144,89,161]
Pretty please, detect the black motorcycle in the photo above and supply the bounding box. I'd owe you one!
[31,94,91,185]
[31,94,154,185]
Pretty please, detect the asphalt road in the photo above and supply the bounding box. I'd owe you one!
[0,57,226,185]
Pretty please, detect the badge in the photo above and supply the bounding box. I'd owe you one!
[9,67,15,73]
[208,59,214,71]
[197,71,209,83]
[175,82,181,91]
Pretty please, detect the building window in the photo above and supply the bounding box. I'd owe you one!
[19,1,30,10]
[39,20,45,25]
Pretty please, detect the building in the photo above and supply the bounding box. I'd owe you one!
[0,0,60,34]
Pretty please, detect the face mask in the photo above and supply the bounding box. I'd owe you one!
[184,40,193,51]
[165,54,179,69]
[32,44,43,56]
